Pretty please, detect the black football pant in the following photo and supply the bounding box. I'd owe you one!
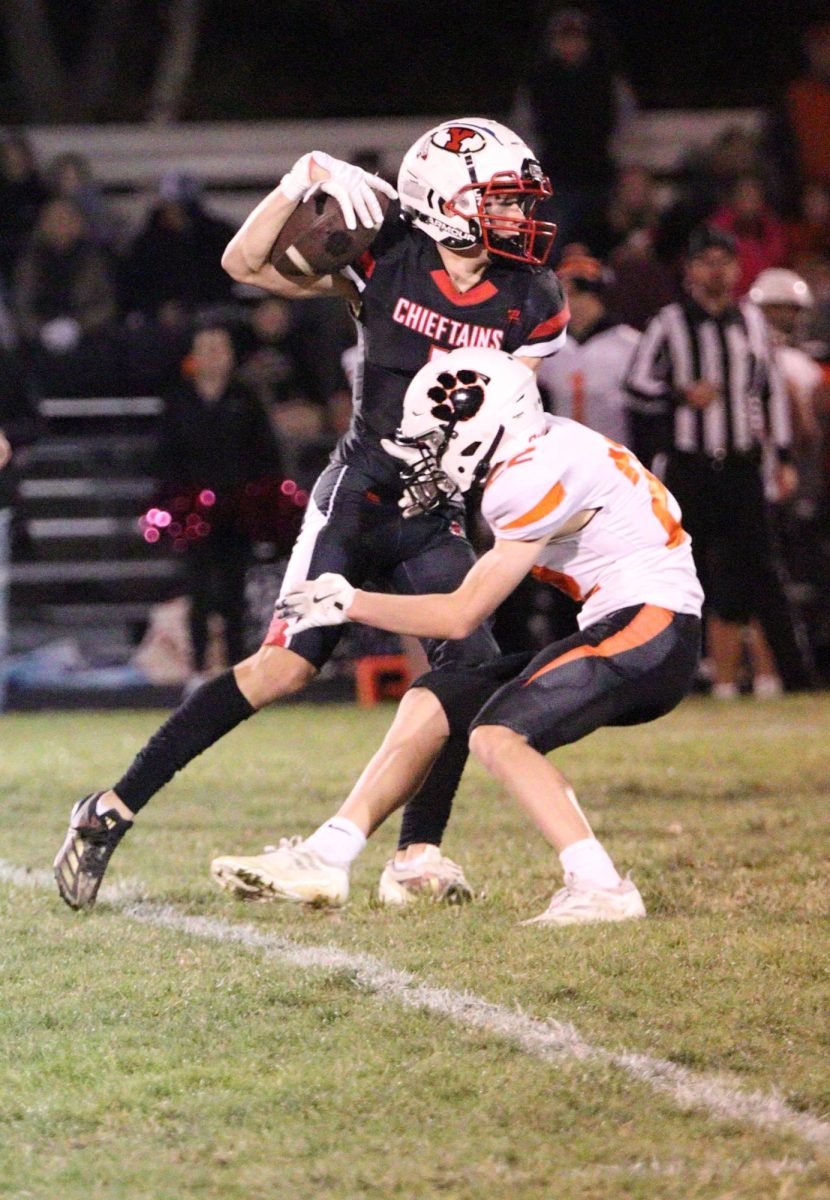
[664,452,810,690]
[413,605,701,752]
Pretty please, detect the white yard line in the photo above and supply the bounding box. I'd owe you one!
[2,858,828,1153]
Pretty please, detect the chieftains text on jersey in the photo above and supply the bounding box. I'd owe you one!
[392,298,505,349]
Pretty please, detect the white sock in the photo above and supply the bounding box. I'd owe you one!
[303,818,366,868]
[559,837,622,890]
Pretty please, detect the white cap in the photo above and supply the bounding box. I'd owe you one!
[749,268,814,308]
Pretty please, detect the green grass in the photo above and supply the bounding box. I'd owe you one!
[1,696,829,1199]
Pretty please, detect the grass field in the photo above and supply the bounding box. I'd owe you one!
[1,695,829,1200]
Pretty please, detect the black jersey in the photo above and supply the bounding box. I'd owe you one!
[336,208,569,490]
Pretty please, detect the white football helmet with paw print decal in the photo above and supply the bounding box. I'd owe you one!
[383,347,546,514]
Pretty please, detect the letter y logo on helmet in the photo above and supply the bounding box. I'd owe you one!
[433,126,487,155]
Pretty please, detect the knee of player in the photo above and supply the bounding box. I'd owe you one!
[235,645,316,707]
[396,686,451,742]
[468,723,523,772]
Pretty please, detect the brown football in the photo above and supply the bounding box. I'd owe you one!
[270,188,390,277]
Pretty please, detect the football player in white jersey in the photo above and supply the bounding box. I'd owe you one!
[536,252,641,444]
[211,348,703,925]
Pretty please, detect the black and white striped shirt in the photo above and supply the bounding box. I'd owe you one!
[625,297,791,460]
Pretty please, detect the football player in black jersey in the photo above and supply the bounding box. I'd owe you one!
[54,119,570,912]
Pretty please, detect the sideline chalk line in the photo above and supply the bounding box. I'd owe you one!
[1,858,827,1153]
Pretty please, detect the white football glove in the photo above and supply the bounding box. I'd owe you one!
[274,573,356,633]
[280,151,397,230]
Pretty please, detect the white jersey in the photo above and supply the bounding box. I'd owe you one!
[536,323,640,444]
[482,415,704,628]
[777,344,823,420]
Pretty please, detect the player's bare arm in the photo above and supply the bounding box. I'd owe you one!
[221,185,332,296]
[351,536,543,639]
[280,535,544,641]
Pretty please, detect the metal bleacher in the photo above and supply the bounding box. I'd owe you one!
[8,393,184,702]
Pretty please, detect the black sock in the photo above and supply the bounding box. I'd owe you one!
[113,670,256,812]
[397,734,469,850]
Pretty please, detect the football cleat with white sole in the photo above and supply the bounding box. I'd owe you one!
[377,845,473,906]
[522,874,646,927]
[53,792,134,911]
[210,837,349,906]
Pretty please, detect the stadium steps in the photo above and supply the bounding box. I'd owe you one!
[7,395,187,707]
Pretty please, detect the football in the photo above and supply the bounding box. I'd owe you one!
[270,188,390,277]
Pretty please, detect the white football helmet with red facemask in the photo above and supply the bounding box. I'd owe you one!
[397,118,556,265]
[383,348,546,515]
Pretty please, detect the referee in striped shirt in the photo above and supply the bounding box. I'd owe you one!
[625,224,809,694]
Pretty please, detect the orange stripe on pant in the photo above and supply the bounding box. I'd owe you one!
[523,605,675,686]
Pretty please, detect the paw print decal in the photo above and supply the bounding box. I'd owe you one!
[427,370,491,422]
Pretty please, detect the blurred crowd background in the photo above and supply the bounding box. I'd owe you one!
[2,1,830,706]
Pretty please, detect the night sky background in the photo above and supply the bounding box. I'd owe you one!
[0,0,828,122]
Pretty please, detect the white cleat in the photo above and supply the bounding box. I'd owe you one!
[210,837,349,906]
[522,874,646,927]
[377,845,473,906]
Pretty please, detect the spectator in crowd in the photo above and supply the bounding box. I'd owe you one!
[155,322,284,691]
[786,181,830,262]
[287,294,355,410]
[749,267,830,624]
[625,225,810,697]
[155,324,285,691]
[749,268,824,456]
[0,133,47,285]
[120,173,235,318]
[0,344,39,711]
[604,231,680,331]
[710,175,788,297]
[537,251,639,444]
[237,296,335,488]
[12,197,119,395]
[519,6,636,252]
[45,152,126,253]
[796,254,830,359]
[766,17,830,217]
[237,295,310,410]
[578,164,662,260]
[655,126,763,270]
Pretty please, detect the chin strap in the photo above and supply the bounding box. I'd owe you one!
[471,425,506,489]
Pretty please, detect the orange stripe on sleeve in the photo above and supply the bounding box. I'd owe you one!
[498,481,566,530]
[523,605,674,686]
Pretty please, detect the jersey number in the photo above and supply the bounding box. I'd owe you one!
[606,442,685,548]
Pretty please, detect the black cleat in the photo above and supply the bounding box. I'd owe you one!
[53,793,133,910]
